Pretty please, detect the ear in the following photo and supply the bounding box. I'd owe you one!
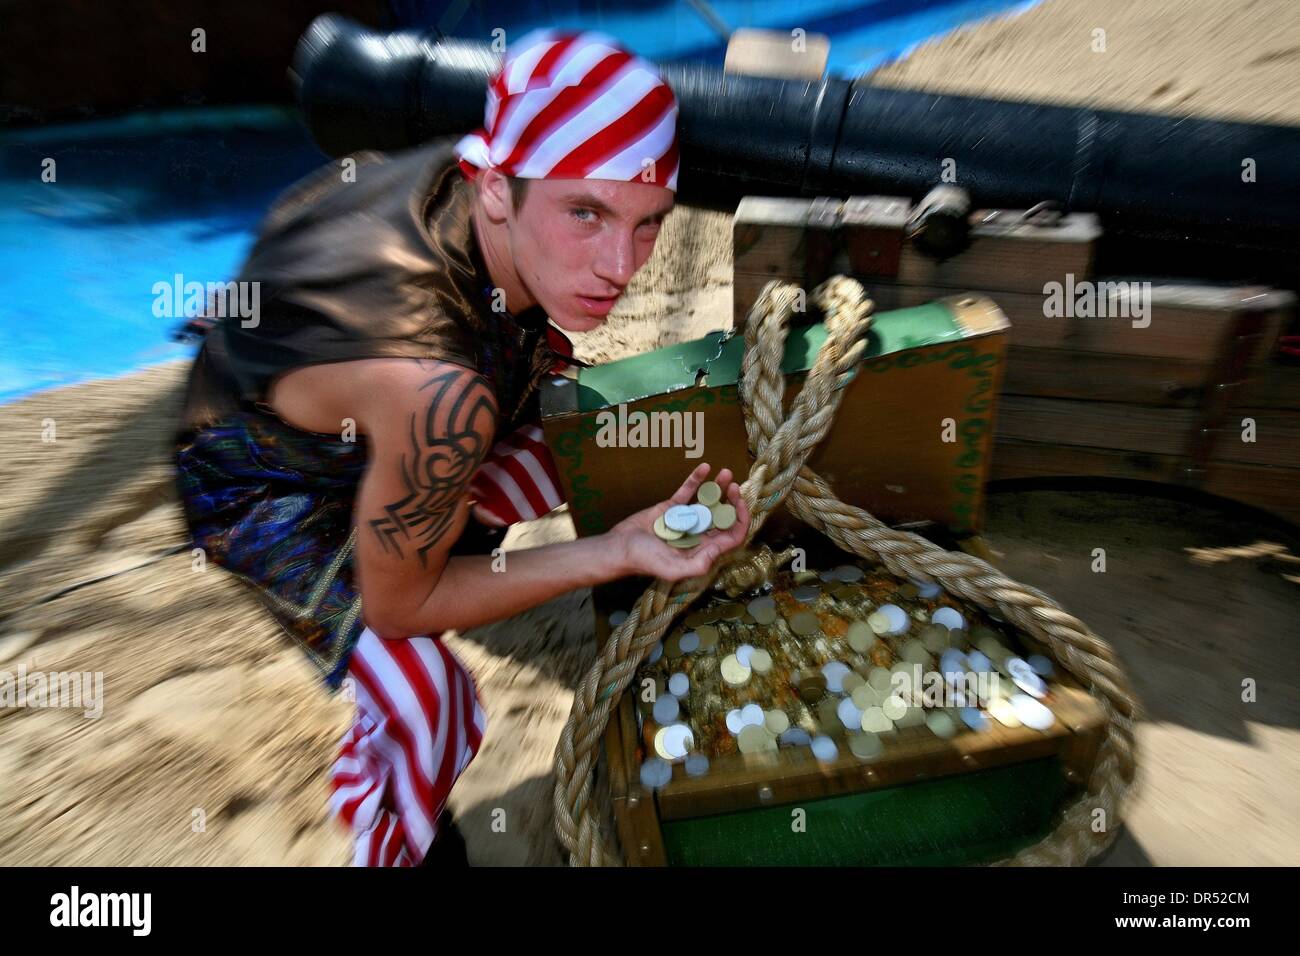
[478,168,513,223]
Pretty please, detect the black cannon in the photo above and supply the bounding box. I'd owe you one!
[291,15,1300,285]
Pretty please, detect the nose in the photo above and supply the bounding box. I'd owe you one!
[593,227,636,290]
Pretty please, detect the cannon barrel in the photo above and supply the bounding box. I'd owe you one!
[292,15,1300,275]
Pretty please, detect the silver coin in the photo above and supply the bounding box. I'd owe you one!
[741,703,765,727]
[821,661,851,694]
[835,565,866,583]
[660,723,694,759]
[1010,693,1055,731]
[1027,654,1055,678]
[688,503,714,533]
[810,735,839,762]
[778,728,812,747]
[652,694,680,724]
[879,603,909,634]
[647,642,664,664]
[663,504,699,532]
[837,697,864,730]
[608,610,629,628]
[910,577,942,599]
[668,672,690,697]
[725,708,745,735]
[959,707,991,732]
[684,752,710,777]
[639,757,672,789]
[931,607,965,631]
[1007,658,1048,698]
[736,643,755,668]
[678,631,700,654]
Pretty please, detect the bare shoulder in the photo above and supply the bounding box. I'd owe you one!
[266,358,497,439]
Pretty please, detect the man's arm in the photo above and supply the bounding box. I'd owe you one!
[352,358,627,638]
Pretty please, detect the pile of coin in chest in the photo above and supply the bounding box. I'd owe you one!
[610,563,1063,791]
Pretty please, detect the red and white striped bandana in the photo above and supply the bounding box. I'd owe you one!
[454,29,679,191]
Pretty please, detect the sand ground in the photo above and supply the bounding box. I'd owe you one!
[1,0,1298,866]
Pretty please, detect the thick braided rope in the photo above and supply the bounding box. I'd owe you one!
[552,277,1139,866]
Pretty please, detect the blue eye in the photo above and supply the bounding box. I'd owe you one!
[571,207,596,223]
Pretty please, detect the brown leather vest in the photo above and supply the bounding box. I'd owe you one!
[177,135,567,440]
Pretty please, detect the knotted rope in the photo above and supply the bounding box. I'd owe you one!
[552,276,1140,866]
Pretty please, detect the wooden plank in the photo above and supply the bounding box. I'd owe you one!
[894,212,1099,293]
[1203,410,1300,468]
[990,439,1187,484]
[1231,363,1300,411]
[995,396,1197,456]
[1202,461,1300,527]
[1003,346,1211,407]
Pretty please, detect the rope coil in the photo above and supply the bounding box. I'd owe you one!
[552,277,1140,866]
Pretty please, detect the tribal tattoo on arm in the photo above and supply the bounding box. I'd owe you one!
[368,367,497,569]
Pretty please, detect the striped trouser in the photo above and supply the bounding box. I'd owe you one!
[328,627,487,867]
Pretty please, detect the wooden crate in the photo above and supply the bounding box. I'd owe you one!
[734,196,1300,525]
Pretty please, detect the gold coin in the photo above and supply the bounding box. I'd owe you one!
[841,671,865,694]
[849,732,883,760]
[653,514,684,541]
[696,480,722,506]
[737,724,771,755]
[921,623,950,653]
[847,620,874,653]
[695,624,719,650]
[851,685,874,710]
[794,571,819,584]
[867,611,892,635]
[653,727,673,760]
[860,707,894,733]
[817,699,843,736]
[796,671,828,701]
[787,611,820,636]
[898,582,920,599]
[667,533,702,549]
[710,503,737,530]
[720,654,752,686]
[764,710,790,735]
[664,634,683,658]
[720,602,745,620]
[988,698,1022,728]
[901,639,931,665]
[751,605,777,626]
[748,648,773,674]
[882,695,908,721]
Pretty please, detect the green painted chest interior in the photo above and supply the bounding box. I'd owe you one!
[659,757,1065,867]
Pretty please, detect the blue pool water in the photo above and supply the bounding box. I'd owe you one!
[0,0,1036,404]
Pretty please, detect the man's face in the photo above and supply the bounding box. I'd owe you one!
[486,173,674,332]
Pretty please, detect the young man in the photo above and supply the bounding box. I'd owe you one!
[174,29,750,866]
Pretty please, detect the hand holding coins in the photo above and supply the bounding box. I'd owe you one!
[605,462,751,583]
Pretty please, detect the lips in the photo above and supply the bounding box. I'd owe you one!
[576,293,619,316]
